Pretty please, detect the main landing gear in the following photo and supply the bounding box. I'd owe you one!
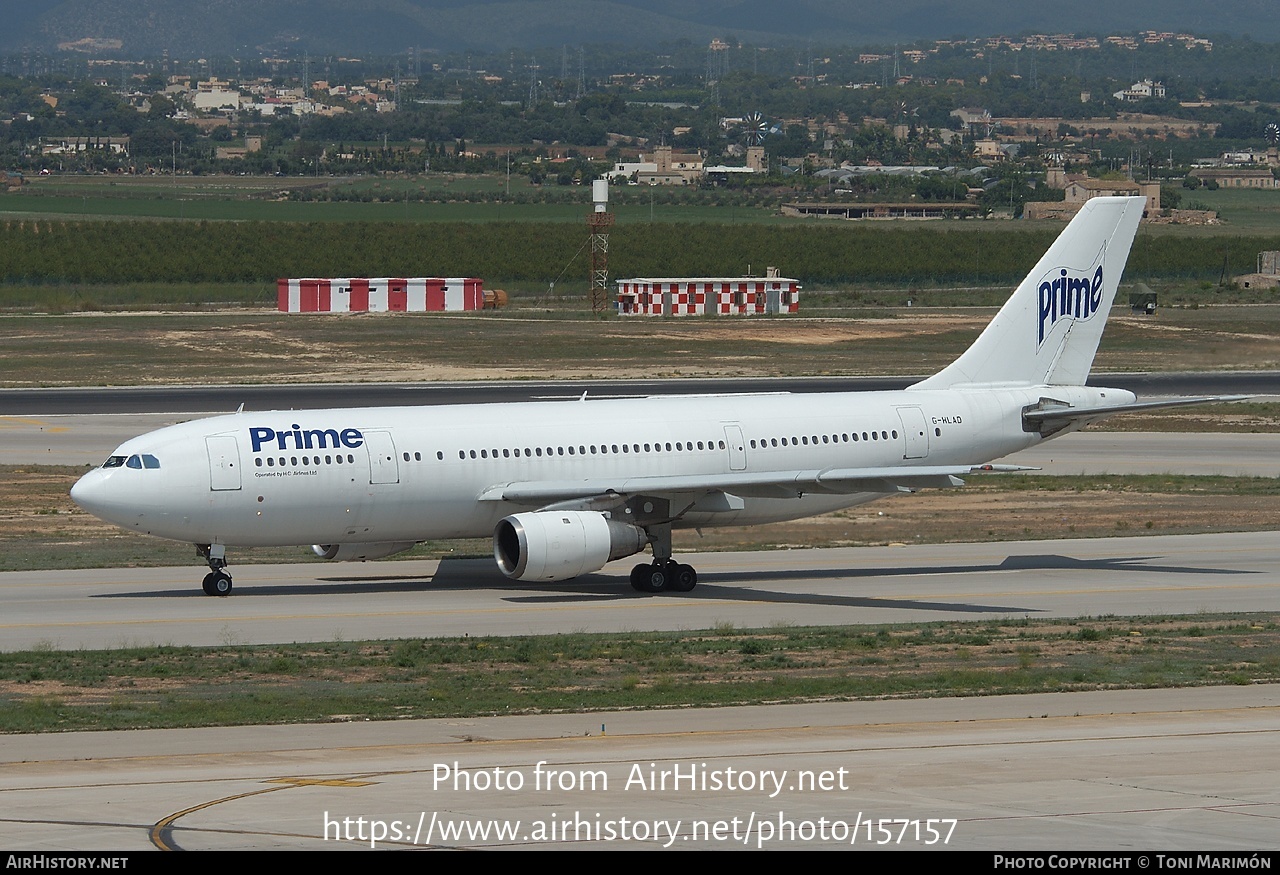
[627,521,697,593]
[196,543,233,597]
[629,559,697,593]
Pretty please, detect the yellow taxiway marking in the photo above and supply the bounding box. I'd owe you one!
[0,415,69,433]
[150,784,293,851]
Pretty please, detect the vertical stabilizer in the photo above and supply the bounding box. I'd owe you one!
[911,196,1144,390]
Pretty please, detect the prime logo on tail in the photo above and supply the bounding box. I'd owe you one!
[1038,265,1104,346]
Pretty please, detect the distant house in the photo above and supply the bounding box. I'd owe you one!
[1113,79,1166,102]
[1064,178,1141,202]
[1190,168,1279,189]
[633,145,703,185]
[950,107,992,134]
[40,136,130,156]
[192,89,242,112]
[1065,178,1161,213]
[973,139,1018,161]
[1027,176,1161,220]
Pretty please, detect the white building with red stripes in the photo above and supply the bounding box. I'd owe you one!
[277,277,484,313]
[616,275,800,316]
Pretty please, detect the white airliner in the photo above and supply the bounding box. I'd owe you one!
[71,196,1230,596]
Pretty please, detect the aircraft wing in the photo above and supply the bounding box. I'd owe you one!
[478,463,1034,506]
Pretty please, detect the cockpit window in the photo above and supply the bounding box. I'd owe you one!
[105,453,160,469]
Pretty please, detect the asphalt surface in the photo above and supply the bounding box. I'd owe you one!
[1,371,1276,414]
[5,531,1279,650]
[2,677,1277,850]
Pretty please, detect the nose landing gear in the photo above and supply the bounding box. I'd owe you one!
[196,544,233,596]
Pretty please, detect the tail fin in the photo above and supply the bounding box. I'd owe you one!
[911,195,1144,390]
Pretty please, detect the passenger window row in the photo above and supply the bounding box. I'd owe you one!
[254,454,356,468]
[750,429,898,449]
[455,439,728,461]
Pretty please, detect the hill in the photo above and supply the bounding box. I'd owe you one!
[5,0,1280,56]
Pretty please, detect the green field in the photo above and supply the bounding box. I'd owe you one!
[0,175,789,224]
[0,192,793,224]
[6,174,1280,233]
[1181,187,1280,234]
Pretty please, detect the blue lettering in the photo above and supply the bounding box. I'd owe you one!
[248,426,364,453]
[1038,282,1053,344]
[304,428,340,450]
[1037,265,1104,347]
[250,427,274,453]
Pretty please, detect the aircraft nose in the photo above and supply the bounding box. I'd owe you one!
[70,469,108,515]
[70,468,131,523]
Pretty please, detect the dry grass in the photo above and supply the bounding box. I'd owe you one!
[6,305,1280,387]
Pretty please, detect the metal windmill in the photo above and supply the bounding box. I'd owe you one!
[1265,122,1280,147]
[742,111,771,147]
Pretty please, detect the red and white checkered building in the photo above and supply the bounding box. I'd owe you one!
[277,277,484,313]
[615,277,800,316]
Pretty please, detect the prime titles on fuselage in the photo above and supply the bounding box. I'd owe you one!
[248,425,366,454]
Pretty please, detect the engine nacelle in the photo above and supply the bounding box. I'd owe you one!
[494,511,648,581]
[312,541,417,562]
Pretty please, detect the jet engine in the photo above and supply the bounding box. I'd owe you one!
[312,541,417,562]
[494,511,648,581]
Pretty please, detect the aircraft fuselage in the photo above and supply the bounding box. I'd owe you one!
[70,384,1123,548]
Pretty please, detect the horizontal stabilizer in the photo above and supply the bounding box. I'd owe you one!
[1023,394,1249,436]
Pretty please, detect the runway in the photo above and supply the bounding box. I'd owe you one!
[3,531,1278,651]
[2,685,1278,850]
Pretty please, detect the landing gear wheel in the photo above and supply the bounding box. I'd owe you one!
[630,562,672,593]
[197,544,233,596]
[644,562,668,593]
[671,563,698,592]
[202,570,232,597]
[630,563,650,592]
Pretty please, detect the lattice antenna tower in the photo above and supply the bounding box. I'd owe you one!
[706,39,728,108]
[588,180,615,313]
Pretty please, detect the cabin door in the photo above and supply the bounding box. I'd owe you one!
[895,407,930,460]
